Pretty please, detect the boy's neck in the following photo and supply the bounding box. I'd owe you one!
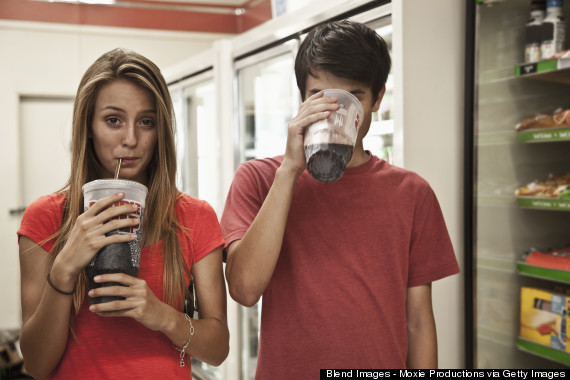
[347,147,369,168]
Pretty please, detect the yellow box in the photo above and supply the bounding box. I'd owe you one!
[520,287,569,352]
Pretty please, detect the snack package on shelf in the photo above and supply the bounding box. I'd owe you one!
[523,246,570,271]
[515,108,570,131]
[515,172,570,198]
[552,49,570,59]
[520,287,569,352]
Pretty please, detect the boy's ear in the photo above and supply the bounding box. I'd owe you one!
[372,85,386,112]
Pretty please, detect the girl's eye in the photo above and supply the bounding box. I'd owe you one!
[106,117,121,127]
[140,118,155,128]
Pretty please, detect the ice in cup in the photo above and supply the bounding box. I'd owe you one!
[303,89,364,183]
[82,179,147,304]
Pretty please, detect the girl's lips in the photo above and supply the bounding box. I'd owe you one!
[119,158,138,166]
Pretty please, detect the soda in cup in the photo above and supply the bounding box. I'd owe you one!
[82,179,147,304]
[303,89,364,183]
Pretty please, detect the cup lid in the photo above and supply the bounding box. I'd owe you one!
[82,179,148,194]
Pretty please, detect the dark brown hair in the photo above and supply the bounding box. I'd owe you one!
[295,20,391,101]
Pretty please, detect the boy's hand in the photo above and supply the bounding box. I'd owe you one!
[282,91,340,177]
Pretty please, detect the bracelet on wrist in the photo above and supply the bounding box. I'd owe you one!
[46,273,75,296]
[173,313,194,367]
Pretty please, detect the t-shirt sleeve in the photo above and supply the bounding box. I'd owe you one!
[220,162,265,247]
[188,200,225,264]
[407,186,460,287]
[17,195,64,254]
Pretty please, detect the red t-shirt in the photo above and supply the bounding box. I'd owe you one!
[18,193,224,379]
[221,153,460,376]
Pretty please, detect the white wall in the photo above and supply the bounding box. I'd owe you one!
[393,0,466,368]
[0,19,227,329]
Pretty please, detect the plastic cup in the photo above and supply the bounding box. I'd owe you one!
[82,179,147,304]
[303,89,364,183]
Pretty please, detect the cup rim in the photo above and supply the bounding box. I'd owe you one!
[82,179,148,194]
[322,88,364,117]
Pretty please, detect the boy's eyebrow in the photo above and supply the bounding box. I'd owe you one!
[349,89,366,95]
[309,88,366,96]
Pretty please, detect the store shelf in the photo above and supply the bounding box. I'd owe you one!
[516,196,570,211]
[517,261,570,284]
[516,337,570,366]
[517,127,570,143]
[478,130,517,146]
[515,58,570,85]
[479,257,517,273]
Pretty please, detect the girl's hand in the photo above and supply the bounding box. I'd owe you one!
[51,193,140,281]
[88,274,170,331]
[282,91,340,175]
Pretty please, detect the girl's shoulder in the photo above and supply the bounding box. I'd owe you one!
[24,193,67,218]
[176,193,205,211]
[175,193,217,221]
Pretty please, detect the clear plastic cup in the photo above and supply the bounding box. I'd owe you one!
[82,179,147,304]
[303,89,364,183]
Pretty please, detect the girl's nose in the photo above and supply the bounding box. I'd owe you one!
[122,124,137,147]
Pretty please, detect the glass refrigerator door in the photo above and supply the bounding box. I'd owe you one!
[467,0,570,369]
[364,16,394,164]
[171,72,223,215]
[236,41,300,163]
[234,41,300,380]
[170,73,223,380]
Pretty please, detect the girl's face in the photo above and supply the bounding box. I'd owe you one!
[91,79,158,186]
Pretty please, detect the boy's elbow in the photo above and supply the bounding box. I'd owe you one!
[227,279,261,307]
[225,260,262,307]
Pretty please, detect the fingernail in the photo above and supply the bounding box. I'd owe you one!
[94,276,101,281]
[88,290,94,296]
[89,305,95,312]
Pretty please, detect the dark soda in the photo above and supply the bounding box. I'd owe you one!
[86,233,139,305]
[304,143,353,183]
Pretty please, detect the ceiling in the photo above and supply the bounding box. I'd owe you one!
[0,0,273,34]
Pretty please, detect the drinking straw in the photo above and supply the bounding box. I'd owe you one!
[114,158,122,179]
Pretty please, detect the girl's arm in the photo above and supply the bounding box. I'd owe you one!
[19,237,73,380]
[89,246,230,366]
[19,193,141,379]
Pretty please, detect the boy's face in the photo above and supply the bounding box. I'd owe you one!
[304,70,384,146]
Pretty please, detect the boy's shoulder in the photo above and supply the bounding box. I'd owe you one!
[237,155,284,177]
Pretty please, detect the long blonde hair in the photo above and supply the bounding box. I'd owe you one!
[52,48,190,315]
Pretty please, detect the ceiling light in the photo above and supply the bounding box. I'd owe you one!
[47,0,116,4]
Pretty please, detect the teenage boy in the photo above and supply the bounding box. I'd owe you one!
[221,20,460,375]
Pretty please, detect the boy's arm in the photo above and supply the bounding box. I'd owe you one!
[224,92,340,307]
[406,283,438,369]
[225,163,301,307]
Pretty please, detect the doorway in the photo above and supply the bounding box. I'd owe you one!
[18,95,74,210]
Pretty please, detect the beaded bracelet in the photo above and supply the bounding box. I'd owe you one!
[173,313,194,367]
[46,273,75,296]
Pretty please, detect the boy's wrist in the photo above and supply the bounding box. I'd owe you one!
[277,160,304,183]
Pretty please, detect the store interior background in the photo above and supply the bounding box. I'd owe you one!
[0,0,465,375]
